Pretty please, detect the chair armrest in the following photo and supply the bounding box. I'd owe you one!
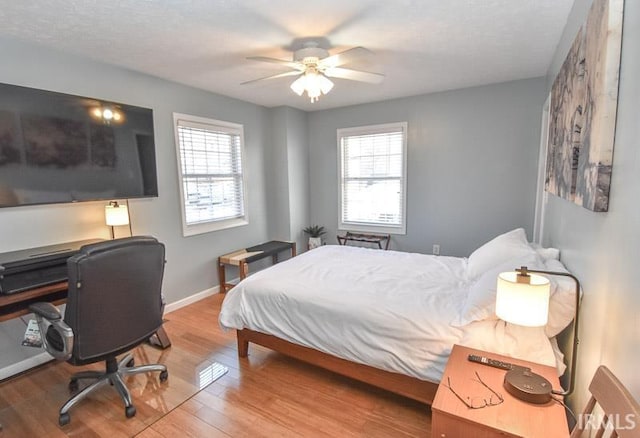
[29,302,62,321]
[28,302,74,360]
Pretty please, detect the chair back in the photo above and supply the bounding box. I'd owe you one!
[571,365,640,438]
[64,236,165,364]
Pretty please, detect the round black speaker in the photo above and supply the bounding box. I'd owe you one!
[503,368,553,404]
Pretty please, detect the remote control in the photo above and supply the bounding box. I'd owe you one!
[468,354,514,370]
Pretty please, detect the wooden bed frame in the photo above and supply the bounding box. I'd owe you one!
[237,328,438,405]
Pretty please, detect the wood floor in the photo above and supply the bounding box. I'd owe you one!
[0,293,431,437]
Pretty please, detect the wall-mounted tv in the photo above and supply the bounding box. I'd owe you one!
[0,82,158,208]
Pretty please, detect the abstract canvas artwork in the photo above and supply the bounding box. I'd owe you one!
[545,0,624,212]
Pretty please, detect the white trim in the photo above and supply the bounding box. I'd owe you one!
[338,223,405,235]
[337,122,408,235]
[164,285,219,314]
[172,112,249,237]
[533,94,551,245]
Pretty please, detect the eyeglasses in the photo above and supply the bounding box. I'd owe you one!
[445,371,505,409]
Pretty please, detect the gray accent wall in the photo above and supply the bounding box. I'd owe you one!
[265,107,310,252]
[542,0,640,410]
[308,78,547,256]
[0,37,272,304]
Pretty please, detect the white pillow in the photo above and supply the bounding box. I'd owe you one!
[467,228,536,279]
[453,252,544,326]
[544,258,580,337]
[529,242,561,261]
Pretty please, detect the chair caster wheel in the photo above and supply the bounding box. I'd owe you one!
[126,358,135,368]
[125,405,136,418]
[69,379,78,392]
[159,370,168,382]
[59,413,70,426]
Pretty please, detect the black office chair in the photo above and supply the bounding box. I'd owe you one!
[29,236,169,426]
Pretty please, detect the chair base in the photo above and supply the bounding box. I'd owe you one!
[59,353,168,426]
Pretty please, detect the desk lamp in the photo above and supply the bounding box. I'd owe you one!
[105,201,131,239]
[496,266,580,403]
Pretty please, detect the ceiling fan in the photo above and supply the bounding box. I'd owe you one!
[243,41,384,103]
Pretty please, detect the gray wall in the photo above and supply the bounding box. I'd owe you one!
[308,78,547,256]
[284,108,310,250]
[0,37,273,304]
[541,0,640,410]
[265,106,310,251]
[265,108,291,241]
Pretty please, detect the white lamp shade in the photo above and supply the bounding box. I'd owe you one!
[290,75,306,96]
[317,73,334,94]
[495,271,550,327]
[105,203,129,226]
[290,72,334,101]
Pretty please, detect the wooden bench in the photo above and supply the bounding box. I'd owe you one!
[217,240,296,293]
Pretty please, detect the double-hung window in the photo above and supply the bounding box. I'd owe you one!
[338,122,408,235]
[173,113,248,236]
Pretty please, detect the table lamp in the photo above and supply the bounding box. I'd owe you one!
[105,201,131,239]
[496,266,580,404]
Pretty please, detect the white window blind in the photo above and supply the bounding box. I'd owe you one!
[174,114,248,236]
[338,122,407,234]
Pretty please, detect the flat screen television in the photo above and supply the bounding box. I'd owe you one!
[0,82,158,208]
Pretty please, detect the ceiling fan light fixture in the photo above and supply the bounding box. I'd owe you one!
[317,74,334,94]
[290,71,334,103]
[246,41,381,103]
[290,75,306,96]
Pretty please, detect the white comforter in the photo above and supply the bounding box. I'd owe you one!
[219,245,559,383]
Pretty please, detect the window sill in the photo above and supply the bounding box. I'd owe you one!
[182,217,248,237]
[339,223,406,236]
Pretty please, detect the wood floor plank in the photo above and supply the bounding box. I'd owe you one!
[142,408,231,438]
[0,293,431,437]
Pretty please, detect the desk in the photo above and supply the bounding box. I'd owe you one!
[218,240,296,293]
[0,282,171,348]
[431,345,569,438]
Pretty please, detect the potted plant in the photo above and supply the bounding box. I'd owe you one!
[303,225,326,249]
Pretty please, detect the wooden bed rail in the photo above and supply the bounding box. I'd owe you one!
[237,329,437,405]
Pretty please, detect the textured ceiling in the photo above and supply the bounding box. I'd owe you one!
[0,0,574,111]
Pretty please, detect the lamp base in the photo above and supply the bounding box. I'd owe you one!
[503,368,553,404]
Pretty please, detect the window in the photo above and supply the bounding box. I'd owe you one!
[338,122,408,235]
[173,113,248,236]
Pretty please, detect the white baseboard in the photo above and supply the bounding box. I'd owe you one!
[164,277,240,314]
[164,287,218,314]
[164,286,220,313]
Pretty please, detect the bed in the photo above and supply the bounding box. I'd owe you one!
[219,228,577,405]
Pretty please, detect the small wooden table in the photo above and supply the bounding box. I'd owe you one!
[218,240,296,293]
[336,231,390,250]
[431,345,569,438]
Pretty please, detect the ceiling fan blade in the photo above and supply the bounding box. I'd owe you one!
[323,67,385,84]
[246,56,304,70]
[318,47,372,68]
[241,70,302,85]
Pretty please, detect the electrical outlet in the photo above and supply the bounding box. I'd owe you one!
[432,244,440,255]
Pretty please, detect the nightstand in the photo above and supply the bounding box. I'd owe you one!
[431,345,569,438]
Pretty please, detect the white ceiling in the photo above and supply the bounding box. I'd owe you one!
[0,0,574,111]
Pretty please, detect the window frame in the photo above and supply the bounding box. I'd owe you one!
[173,112,249,237]
[337,122,408,235]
